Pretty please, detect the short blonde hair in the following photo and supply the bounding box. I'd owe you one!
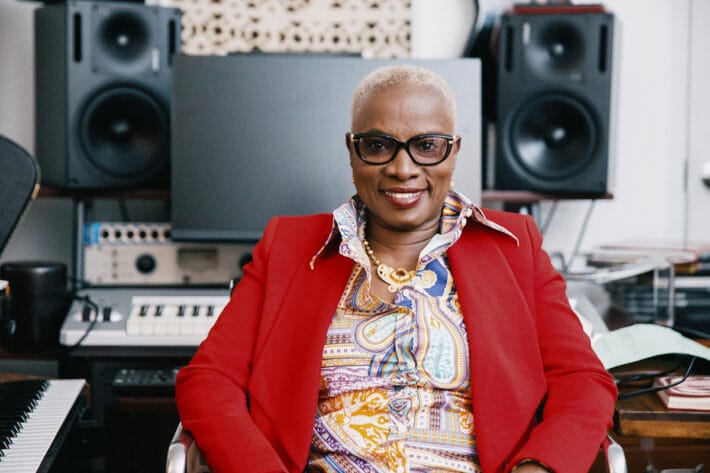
[351,65,457,126]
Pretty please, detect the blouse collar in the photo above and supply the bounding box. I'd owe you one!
[309,190,519,270]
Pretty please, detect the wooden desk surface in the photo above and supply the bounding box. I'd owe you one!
[593,299,710,439]
[611,342,710,440]
[615,391,710,439]
[0,370,42,383]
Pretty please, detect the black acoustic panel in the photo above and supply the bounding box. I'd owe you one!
[494,9,614,194]
[34,1,180,189]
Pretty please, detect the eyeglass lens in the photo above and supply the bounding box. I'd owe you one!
[357,135,450,164]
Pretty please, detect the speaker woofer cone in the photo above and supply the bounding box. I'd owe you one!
[508,93,597,181]
[97,10,150,63]
[80,86,168,180]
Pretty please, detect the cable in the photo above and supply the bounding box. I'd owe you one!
[617,356,697,401]
[671,325,710,340]
[64,294,100,351]
[118,199,130,222]
[564,199,596,273]
[540,200,559,235]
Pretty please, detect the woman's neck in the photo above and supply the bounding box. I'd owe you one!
[364,220,439,270]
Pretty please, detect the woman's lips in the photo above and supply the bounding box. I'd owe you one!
[382,189,424,207]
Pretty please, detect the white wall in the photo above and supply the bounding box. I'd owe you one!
[0,0,704,270]
[687,0,710,240]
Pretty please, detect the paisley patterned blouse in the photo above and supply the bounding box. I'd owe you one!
[307,191,515,473]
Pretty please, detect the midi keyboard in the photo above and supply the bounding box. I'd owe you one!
[60,287,230,347]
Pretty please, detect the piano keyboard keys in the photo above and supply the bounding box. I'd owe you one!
[0,379,85,473]
[125,297,227,337]
[60,288,230,346]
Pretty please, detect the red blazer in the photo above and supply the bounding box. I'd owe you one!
[175,210,617,473]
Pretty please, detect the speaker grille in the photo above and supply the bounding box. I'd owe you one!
[79,86,168,179]
[508,93,597,180]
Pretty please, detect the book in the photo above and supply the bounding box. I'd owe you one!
[654,374,710,411]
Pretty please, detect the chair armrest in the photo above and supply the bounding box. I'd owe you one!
[166,422,192,473]
[602,434,628,473]
[166,422,211,473]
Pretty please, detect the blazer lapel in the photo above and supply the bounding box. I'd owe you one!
[250,240,354,472]
[449,227,547,472]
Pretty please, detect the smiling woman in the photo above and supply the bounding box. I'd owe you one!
[175,64,618,473]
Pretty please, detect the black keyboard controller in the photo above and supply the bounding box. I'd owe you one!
[112,367,181,396]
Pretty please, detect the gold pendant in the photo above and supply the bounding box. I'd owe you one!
[377,264,416,293]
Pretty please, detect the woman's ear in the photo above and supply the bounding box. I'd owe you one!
[453,135,462,155]
[344,132,352,152]
[451,136,461,169]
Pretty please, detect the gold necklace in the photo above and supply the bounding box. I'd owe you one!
[361,237,416,293]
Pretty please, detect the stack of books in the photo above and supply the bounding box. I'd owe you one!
[654,374,710,411]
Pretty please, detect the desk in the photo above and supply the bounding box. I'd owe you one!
[572,283,710,470]
[605,368,710,471]
[616,388,710,439]
[605,326,710,470]
[611,349,710,440]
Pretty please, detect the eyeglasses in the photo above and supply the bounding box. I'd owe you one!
[348,132,457,166]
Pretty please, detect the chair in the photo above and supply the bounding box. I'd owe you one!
[166,423,208,473]
[0,134,40,255]
[0,134,40,341]
[165,423,628,473]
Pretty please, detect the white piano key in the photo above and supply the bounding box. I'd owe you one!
[0,379,85,473]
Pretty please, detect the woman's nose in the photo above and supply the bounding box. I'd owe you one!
[385,147,419,178]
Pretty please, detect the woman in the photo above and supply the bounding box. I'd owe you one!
[175,65,617,473]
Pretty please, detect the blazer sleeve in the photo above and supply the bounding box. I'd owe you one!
[508,216,618,472]
[174,218,288,473]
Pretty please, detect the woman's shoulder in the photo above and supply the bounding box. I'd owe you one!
[268,213,333,229]
[263,213,334,243]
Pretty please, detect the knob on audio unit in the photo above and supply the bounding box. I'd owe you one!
[82,222,254,286]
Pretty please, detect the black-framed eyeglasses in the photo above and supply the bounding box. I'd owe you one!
[348,132,458,166]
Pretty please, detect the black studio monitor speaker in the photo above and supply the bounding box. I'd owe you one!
[35,1,181,189]
[493,5,615,194]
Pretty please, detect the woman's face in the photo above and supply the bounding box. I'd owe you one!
[348,83,459,234]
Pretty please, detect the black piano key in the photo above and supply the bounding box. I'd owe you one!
[81,304,93,322]
[0,380,48,454]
